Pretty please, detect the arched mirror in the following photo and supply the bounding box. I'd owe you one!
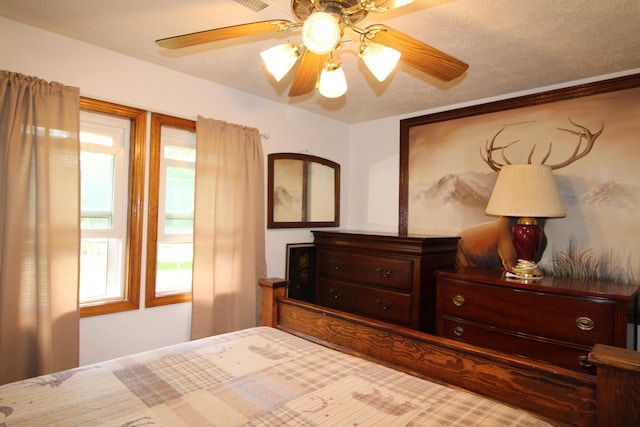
[268,153,340,228]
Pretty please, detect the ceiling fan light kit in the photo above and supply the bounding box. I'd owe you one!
[260,42,302,81]
[359,42,401,82]
[301,12,342,54]
[319,57,348,98]
[156,0,469,99]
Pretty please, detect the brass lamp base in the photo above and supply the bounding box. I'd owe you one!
[507,259,544,280]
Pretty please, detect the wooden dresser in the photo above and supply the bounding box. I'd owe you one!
[436,267,639,373]
[313,231,459,332]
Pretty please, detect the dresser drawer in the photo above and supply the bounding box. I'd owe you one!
[440,317,595,373]
[317,249,412,291]
[439,277,616,346]
[316,278,412,324]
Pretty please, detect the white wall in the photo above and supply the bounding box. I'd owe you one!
[0,17,349,364]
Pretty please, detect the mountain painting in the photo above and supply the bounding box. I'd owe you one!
[405,84,640,284]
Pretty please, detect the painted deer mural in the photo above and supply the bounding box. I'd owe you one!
[455,118,604,271]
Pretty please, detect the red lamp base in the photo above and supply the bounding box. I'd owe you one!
[511,217,543,279]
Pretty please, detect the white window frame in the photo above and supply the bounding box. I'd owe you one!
[79,111,129,303]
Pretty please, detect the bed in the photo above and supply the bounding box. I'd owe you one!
[1,278,638,426]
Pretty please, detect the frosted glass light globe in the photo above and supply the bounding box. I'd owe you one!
[302,12,341,54]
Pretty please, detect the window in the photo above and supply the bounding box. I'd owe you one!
[79,98,146,317]
[145,113,196,307]
[79,111,127,302]
[78,101,195,314]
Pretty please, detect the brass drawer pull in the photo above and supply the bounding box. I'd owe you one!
[453,326,465,337]
[329,288,343,299]
[376,298,393,310]
[331,260,344,270]
[577,355,593,368]
[452,294,466,307]
[375,267,394,278]
[576,316,595,331]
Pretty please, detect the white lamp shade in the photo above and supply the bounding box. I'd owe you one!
[302,12,341,54]
[319,60,347,98]
[485,164,566,218]
[359,43,401,82]
[260,42,300,81]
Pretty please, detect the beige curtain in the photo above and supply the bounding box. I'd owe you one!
[191,116,267,340]
[0,71,80,385]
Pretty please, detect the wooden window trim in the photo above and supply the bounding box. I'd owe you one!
[145,113,195,307]
[79,97,146,317]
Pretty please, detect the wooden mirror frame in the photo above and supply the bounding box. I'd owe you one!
[268,153,340,229]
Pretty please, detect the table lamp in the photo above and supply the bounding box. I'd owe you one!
[485,164,566,278]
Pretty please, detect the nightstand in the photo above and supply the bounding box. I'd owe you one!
[436,267,639,373]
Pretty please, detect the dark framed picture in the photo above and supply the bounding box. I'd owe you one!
[399,73,640,283]
[285,243,316,303]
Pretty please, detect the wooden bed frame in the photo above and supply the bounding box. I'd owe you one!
[260,278,640,427]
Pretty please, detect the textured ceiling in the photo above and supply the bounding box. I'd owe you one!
[1,0,639,123]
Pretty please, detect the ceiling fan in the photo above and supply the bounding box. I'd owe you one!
[156,0,468,98]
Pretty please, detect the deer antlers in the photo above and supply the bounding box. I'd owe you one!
[481,118,604,171]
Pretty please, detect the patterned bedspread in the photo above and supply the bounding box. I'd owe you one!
[0,326,551,426]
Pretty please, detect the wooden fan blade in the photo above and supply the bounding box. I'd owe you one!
[156,20,294,49]
[288,51,328,97]
[368,25,468,82]
[375,0,416,11]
